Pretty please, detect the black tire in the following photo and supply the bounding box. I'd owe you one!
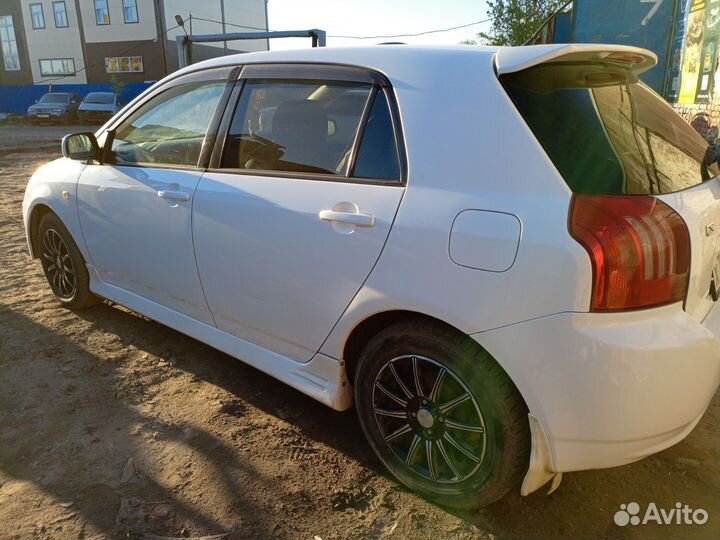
[37,212,99,310]
[355,319,530,509]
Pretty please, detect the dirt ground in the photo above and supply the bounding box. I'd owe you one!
[0,125,719,540]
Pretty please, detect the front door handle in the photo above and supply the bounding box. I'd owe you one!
[319,209,376,227]
[158,190,190,202]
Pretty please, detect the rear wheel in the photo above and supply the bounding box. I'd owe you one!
[354,319,529,509]
[38,212,99,309]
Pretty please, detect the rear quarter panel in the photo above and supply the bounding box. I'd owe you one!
[320,50,593,359]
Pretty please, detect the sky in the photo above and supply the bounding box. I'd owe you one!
[265,0,491,50]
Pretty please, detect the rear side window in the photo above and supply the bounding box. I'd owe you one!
[353,90,401,180]
[501,64,718,195]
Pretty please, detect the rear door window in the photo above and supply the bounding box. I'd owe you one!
[221,80,373,176]
[501,64,718,194]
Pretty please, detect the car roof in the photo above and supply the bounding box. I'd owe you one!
[176,44,498,77]
[175,43,657,81]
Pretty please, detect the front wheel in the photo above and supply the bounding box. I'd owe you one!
[354,320,530,509]
[38,212,99,309]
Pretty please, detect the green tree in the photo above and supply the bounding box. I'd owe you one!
[110,74,127,97]
[475,0,568,46]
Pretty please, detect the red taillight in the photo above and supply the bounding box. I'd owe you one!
[569,194,690,312]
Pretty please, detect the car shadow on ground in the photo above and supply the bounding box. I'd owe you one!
[0,303,285,538]
[61,300,720,540]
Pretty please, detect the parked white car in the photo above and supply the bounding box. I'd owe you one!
[78,92,125,124]
[22,44,720,508]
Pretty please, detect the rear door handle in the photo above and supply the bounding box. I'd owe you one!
[319,210,376,227]
[158,190,190,202]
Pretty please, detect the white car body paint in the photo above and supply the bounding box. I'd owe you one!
[192,173,404,362]
[76,164,215,325]
[22,44,720,495]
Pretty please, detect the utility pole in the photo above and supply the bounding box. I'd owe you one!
[155,0,168,76]
[221,0,227,55]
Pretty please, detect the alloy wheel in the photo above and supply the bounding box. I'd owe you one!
[41,228,77,299]
[372,355,487,484]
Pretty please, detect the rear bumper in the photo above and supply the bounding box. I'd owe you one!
[473,303,720,476]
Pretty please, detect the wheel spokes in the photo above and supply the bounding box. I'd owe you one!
[405,434,422,465]
[444,419,484,433]
[412,356,424,397]
[425,440,436,480]
[429,368,446,402]
[436,438,461,480]
[42,232,54,255]
[62,254,74,274]
[49,230,61,251]
[51,270,61,289]
[42,229,76,299]
[388,361,414,399]
[60,273,75,296]
[384,423,412,443]
[443,432,481,463]
[374,408,408,419]
[373,354,487,484]
[439,392,471,414]
[375,381,407,408]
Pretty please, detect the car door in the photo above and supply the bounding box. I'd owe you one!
[193,64,406,361]
[77,67,235,325]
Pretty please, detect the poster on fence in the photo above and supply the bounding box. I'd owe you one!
[678,0,720,104]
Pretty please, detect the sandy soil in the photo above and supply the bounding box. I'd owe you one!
[0,135,718,539]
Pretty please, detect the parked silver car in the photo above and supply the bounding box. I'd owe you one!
[78,92,124,124]
[27,93,82,124]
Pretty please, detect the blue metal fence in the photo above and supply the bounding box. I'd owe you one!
[571,0,679,94]
[0,83,153,116]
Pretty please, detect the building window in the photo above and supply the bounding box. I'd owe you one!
[53,2,68,28]
[39,58,75,76]
[94,0,109,25]
[105,56,143,73]
[0,16,21,71]
[123,0,138,23]
[30,3,45,29]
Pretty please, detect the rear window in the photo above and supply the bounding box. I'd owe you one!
[83,93,115,104]
[501,63,719,195]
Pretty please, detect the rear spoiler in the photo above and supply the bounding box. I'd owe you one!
[495,44,657,76]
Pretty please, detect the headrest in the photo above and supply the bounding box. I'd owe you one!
[272,100,327,142]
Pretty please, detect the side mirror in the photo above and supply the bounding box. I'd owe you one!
[62,132,99,161]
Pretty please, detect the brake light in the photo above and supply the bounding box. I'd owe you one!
[569,194,690,312]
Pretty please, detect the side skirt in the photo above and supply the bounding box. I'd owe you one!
[87,266,353,411]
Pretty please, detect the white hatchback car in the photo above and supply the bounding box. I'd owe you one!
[23,44,720,508]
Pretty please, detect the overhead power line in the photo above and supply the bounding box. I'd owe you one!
[196,15,490,41]
[191,15,267,32]
[328,19,491,39]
